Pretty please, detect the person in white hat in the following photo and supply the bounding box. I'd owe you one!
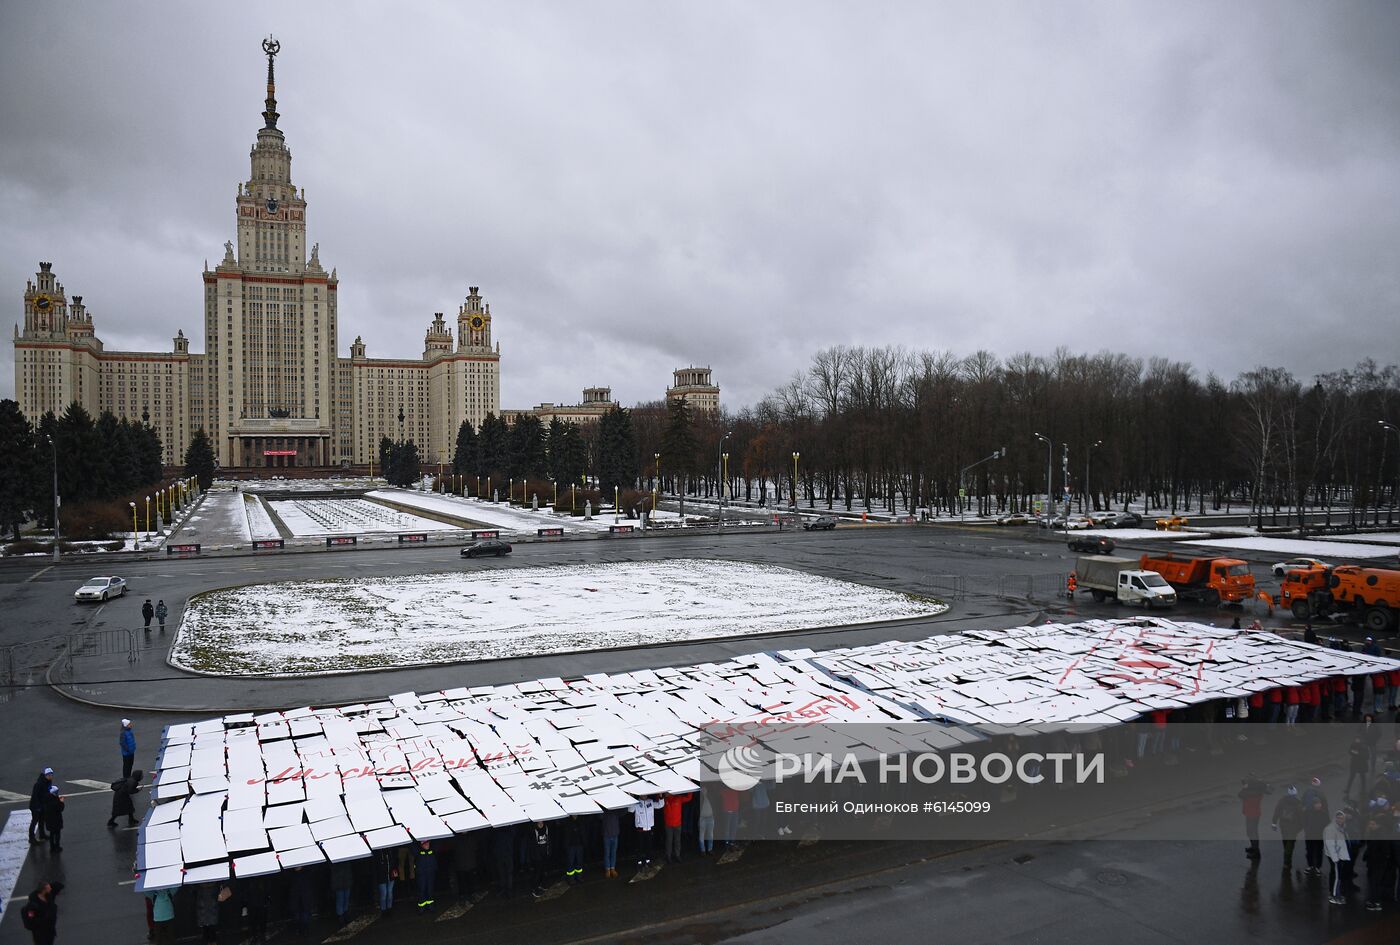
[119,719,136,779]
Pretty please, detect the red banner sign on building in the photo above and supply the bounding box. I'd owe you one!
[263,450,298,456]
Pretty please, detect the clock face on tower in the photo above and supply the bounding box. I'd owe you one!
[266,197,279,214]
[33,294,53,312]
[468,314,486,331]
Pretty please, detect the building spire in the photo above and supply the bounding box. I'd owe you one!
[261,36,281,130]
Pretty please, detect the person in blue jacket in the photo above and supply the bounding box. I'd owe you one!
[119,719,137,778]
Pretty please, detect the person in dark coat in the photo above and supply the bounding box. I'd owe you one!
[562,816,586,884]
[492,826,515,899]
[1271,785,1304,870]
[21,881,62,945]
[526,822,552,897]
[1302,793,1331,875]
[240,875,270,944]
[155,600,168,631]
[1346,737,1371,800]
[141,599,155,631]
[372,847,398,915]
[415,840,438,913]
[287,867,315,935]
[1363,806,1392,911]
[107,769,143,828]
[1238,774,1270,860]
[43,786,64,853]
[28,769,53,844]
[450,832,479,900]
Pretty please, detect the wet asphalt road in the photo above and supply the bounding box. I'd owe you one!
[0,524,1393,944]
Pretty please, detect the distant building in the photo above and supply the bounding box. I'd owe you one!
[666,367,720,413]
[504,386,618,426]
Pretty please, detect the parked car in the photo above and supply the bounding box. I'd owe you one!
[1063,517,1092,530]
[1087,511,1119,526]
[1271,557,1332,578]
[1112,512,1145,528]
[75,576,127,602]
[1154,515,1190,531]
[1069,535,1116,555]
[803,516,838,531]
[996,513,1031,526]
[461,539,512,558]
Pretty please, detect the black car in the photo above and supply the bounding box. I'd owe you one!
[461,538,512,558]
[1115,512,1144,528]
[803,516,838,531]
[1068,535,1115,555]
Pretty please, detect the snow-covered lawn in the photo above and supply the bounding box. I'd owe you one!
[368,489,618,534]
[1185,536,1400,560]
[244,495,282,541]
[169,559,947,676]
[267,499,464,537]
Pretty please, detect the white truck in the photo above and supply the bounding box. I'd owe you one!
[1075,555,1178,608]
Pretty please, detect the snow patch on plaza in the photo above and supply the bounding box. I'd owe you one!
[368,489,609,534]
[169,559,947,676]
[243,496,282,541]
[1185,536,1400,560]
[266,498,463,537]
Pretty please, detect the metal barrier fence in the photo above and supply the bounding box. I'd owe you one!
[926,573,1065,603]
[0,636,76,702]
[50,628,140,687]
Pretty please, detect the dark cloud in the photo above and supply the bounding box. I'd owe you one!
[3,1,1398,410]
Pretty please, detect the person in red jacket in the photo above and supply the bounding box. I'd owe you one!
[662,792,693,863]
[1239,774,1271,860]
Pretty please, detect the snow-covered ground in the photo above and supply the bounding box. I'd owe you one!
[368,489,620,534]
[169,559,947,675]
[172,489,252,546]
[1072,528,1209,541]
[1185,536,1400,560]
[267,498,464,537]
[222,477,385,493]
[243,495,282,541]
[1324,532,1400,546]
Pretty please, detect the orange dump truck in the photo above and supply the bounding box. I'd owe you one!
[1279,565,1400,634]
[1139,553,1255,605]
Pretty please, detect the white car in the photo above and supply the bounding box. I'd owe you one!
[1271,557,1331,578]
[75,576,127,602]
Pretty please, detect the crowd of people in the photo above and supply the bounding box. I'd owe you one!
[17,632,1400,942]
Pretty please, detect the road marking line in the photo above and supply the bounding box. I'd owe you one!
[322,911,378,941]
[69,779,111,790]
[25,567,53,583]
[0,811,32,921]
[0,791,28,804]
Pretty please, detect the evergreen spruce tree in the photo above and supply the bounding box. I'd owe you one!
[478,413,508,479]
[388,440,421,487]
[452,420,478,478]
[546,419,565,481]
[55,403,103,502]
[33,412,57,528]
[94,411,122,499]
[597,407,639,498]
[377,436,394,481]
[183,429,217,490]
[0,400,35,541]
[508,415,547,480]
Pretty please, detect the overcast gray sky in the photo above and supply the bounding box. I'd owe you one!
[2,1,1398,410]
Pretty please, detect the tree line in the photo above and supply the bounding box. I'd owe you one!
[0,399,169,540]
[436,351,1399,528]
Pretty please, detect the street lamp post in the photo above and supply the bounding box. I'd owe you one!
[1033,433,1052,523]
[1380,421,1400,525]
[145,496,151,541]
[45,435,59,563]
[791,452,800,514]
[1084,440,1103,516]
[129,501,138,551]
[719,431,732,533]
[653,453,661,523]
[959,448,1005,521]
[614,485,619,524]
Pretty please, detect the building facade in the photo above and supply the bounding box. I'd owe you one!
[666,367,720,413]
[12,39,501,468]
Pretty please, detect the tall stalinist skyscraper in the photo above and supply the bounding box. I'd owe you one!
[14,37,503,469]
